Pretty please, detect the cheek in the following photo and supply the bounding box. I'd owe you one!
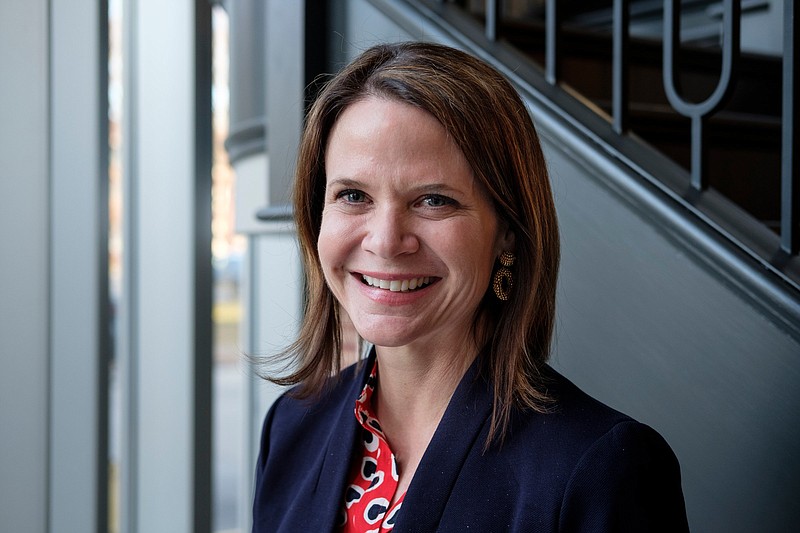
[442,223,498,275]
[317,212,355,275]
[317,220,337,274]
[317,232,343,302]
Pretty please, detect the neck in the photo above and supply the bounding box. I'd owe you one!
[370,339,477,472]
[374,338,476,414]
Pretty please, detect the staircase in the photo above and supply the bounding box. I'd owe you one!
[494,14,782,230]
[334,1,800,531]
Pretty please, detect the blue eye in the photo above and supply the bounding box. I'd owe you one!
[422,194,452,207]
[337,189,366,203]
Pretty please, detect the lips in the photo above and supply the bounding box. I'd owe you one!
[361,274,433,293]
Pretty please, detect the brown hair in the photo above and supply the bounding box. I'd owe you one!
[265,41,560,445]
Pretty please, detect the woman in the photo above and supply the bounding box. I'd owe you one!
[252,42,688,532]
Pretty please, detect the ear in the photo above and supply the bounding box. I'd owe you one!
[496,222,516,254]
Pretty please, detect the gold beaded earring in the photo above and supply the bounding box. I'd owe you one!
[492,251,515,301]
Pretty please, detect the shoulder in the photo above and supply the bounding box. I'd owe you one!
[503,366,638,466]
[415,365,687,531]
[505,365,681,476]
[272,360,367,417]
[502,367,689,531]
[556,418,689,531]
[254,359,370,480]
[252,360,370,531]
[258,360,367,455]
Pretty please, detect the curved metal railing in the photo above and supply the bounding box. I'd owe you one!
[444,0,797,258]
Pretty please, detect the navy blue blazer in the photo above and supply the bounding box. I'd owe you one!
[252,353,689,532]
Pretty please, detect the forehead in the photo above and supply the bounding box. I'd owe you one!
[329,96,448,145]
[324,97,473,187]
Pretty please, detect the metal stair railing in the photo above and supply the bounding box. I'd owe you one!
[425,0,797,282]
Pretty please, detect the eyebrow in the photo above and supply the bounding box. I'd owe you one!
[326,177,462,195]
[325,177,363,189]
[412,183,460,194]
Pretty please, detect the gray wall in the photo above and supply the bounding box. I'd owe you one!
[332,1,800,530]
[0,2,50,531]
[543,128,800,532]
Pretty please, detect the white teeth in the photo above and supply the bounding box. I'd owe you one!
[362,275,432,292]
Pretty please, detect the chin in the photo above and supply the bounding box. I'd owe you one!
[358,332,415,349]
[354,323,423,350]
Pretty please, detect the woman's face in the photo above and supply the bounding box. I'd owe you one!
[319,96,512,352]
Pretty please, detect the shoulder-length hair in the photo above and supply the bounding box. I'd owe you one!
[265,41,560,445]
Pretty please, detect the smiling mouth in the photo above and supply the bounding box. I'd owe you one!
[361,274,434,293]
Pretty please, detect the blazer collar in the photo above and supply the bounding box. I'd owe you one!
[312,353,375,531]
[310,350,493,533]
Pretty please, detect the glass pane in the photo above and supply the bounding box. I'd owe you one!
[212,6,246,532]
[108,0,124,531]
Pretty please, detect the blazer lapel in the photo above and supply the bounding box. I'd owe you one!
[308,355,374,532]
[394,361,493,533]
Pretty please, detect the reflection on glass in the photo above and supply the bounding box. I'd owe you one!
[106,3,245,532]
[212,6,247,532]
[108,0,123,531]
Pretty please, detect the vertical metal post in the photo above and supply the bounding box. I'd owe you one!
[265,0,305,208]
[193,1,214,531]
[663,0,740,190]
[226,0,266,164]
[124,0,213,530]
[690,115,706,190]
[782,0,799,254]
[304,0,330,107]
[120,4,139,531]
[545,0,559,85]
[612,0,630,133]
[49,1,110,531]
[485,0,499,42]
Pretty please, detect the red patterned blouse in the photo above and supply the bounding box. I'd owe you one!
[339,362,405,531]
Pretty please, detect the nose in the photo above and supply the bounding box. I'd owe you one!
[361,206,419,258]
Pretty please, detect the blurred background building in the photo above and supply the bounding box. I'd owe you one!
[1,1,798,532]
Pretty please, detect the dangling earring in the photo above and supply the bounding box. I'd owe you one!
[492,251,515,301]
